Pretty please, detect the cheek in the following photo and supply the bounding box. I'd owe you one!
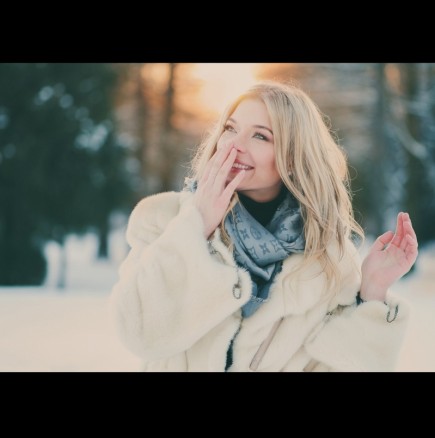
[253,150,280,182]
[258,149,277,171]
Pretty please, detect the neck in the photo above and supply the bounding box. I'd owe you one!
[237,186,287,228]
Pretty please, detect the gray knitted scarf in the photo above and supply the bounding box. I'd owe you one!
[184,178,305,317]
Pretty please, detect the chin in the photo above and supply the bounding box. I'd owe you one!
[235,183,250,191]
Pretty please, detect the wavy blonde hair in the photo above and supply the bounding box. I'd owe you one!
[190,80,364,295]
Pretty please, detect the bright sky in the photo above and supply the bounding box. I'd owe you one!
[191,63,258,115]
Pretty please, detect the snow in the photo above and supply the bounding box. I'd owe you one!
[0,231,434,372]
[0,289,141,372]
[392,246,435,371]
[0,229,142,372]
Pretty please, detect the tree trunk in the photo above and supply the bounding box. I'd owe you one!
[97,219,109,259]
[57,238,67,290]
[160,63,178,192]
[371,63,388,235]
[401,63,435,247]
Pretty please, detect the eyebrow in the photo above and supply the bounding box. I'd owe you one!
[228,117,274,136]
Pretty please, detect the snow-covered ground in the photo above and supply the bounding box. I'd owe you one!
[393,246,435,372]
[0,231,434,372]
[0,229,142,372]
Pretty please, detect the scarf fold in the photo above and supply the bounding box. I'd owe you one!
[224,190,305,317]
[183,177,305,318]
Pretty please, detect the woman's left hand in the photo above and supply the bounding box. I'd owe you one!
[360,212,418,302]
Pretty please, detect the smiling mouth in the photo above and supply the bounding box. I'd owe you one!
[232,162,254,170]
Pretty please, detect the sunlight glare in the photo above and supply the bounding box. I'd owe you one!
[191,63,258,116]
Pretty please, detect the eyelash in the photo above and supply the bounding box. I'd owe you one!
[223,124,270,142]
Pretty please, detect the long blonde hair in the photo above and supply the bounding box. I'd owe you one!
[190,80,364,294]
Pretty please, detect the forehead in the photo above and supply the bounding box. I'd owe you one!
[230,98,270,125]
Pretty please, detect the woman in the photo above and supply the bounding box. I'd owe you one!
[110,80,418,371]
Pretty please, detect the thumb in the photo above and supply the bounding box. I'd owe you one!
[372,230,394,251]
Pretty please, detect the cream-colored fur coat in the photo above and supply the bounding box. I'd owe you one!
[110,191,410,372]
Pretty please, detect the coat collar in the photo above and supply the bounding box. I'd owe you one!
[180,191,361,318]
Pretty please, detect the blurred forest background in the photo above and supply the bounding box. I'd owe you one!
[1,63,434,287]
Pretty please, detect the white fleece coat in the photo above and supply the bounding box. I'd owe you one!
[110,191,410,372]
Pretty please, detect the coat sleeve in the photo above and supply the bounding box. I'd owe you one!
[304,296,410,371]
[303,241,411,372]
[109,192,252,362]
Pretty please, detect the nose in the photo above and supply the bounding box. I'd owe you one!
[234,143,246,153]
[232,133,248,153]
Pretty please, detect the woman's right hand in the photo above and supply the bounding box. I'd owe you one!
[193,143,246,239]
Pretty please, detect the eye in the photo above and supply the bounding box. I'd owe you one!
[224,124,236,133]
[253,132,269,141]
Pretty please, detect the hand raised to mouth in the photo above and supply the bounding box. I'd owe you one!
[193,142,246,239]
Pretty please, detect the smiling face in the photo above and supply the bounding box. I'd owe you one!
[217,98,282,202]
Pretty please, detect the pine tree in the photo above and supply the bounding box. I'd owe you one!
[0,63,135,286]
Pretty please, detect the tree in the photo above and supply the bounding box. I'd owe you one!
[125,63,198,194]
[0,63,135,286]
[388,64,435,246]
[256,63,435,244]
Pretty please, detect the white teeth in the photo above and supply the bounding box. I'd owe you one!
[232,163,252,170]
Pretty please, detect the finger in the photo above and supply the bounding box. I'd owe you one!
[403,213,418,241]
[209,147,236,193]
[208,143,234,183]
[399,235,408,251]
[197,151,218,188]
[399,215,417,252]
[405,233,418,249]
[372,230,394,251]
[391,212,405,247]
[201,144,231,183]
[404,234,419,265]
[403,233,418,253]
[399,214,409,251]
[200,149,218,183]
[222,169,246,202]
[214,148,237,189]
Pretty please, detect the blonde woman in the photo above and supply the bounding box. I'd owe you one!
[110,80,418,372]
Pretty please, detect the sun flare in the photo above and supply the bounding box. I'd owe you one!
[191,63,258,116]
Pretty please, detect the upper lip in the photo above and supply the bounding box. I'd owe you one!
[233,160,254,168]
